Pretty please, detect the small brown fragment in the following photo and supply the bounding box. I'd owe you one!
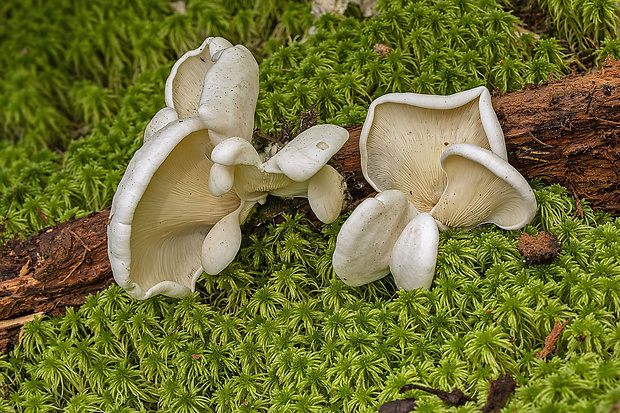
[536,318,571,358]
[399,384,472,406]
[378,399,416,413]
[373,43,392,57]
[610,398,620,412]
[482,374,517,413]
[0,312,45,332]
[575,334,586,342]
[516,231,561,264]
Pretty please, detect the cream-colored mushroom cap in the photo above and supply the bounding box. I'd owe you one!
[430,143,537,230]
[147,37,258,142]
[262,124,350,182]
[207,125,348,223]
[198,45,260,144]
[389,212,439,290]
[107,117,241,300]
[165,37,233,119]
[360,86,506,213]
[332,190,418,287]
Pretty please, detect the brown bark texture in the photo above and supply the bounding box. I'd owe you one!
[495,56,620,213]
[1,58,619,350]
[0,210,113,350]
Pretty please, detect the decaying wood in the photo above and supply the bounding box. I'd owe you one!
[0,210,113,351]
[0,312,45,332]
[1,58,620,352]
[536,318,571,359]
[495,56,620,213]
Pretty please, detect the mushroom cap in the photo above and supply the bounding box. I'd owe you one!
[430,143,537,230]
[201,200,255,275]
[144,107,179,141]
[210,137,262,167]
[198,44,259,145]
[359,86,506,213]
[165,37,233,119]
[261,124,349,182]
[389,212,439,291]
[332,190,418,287]
[307,165,346,224]
[108,117,241,300]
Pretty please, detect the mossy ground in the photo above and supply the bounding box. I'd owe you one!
[1,0,620,411]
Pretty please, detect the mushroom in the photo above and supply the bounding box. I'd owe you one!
[143,37,258,141]
[109,38,348,300]
[108,117,242,300]
[208,124,349,223]
[333,87,537,291]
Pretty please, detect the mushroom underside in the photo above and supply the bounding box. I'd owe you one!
[128,128,240,293]
[364,100,492,212]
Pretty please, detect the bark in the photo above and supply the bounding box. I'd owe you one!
[495,57,620,213]
[0,210,113,351]
[1,58,620,351]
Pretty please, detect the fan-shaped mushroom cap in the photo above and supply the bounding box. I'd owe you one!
[332,190,418,287]
[107,117,241,300]
[389,212,439,291]
[201,200,255,275]
[165,37,233,119]
[430,143,537,230]
[198,45,259,145]
[262,124,349,182]
[307,165,345,224]
[210,137,262,167]
[360,86,506,213]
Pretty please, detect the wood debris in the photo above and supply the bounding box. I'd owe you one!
[536,318,571,358]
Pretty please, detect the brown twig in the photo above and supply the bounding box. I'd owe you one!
[536,318,571,359]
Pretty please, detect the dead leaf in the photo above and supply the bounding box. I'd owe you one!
[378,399,416,413]
[373,43,392,57]
[482,374,516,413]
[536,318,571,358]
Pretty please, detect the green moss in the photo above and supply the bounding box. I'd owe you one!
[2,0,620,410]
[2,195,620,410]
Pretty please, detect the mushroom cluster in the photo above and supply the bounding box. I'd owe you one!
[332,87,537,290]
[107,37,348,300]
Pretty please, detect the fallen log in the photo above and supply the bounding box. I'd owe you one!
[495,56,620,213]
[1,58,619,352]
[0,210,113,351]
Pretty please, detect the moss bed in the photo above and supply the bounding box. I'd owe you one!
[1,0,620,411]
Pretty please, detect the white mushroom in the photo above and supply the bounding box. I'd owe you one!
[107,118,241,300]
[208,124,350,223]
[109,37,349,299]
[198,46,259,145]
[389,213,439,291]
[360,86,506,212]
[332,190,418,286]
[333,87,537,291]
[143,37,259,142]
[430,143,537,230]
[262,124,351,181]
